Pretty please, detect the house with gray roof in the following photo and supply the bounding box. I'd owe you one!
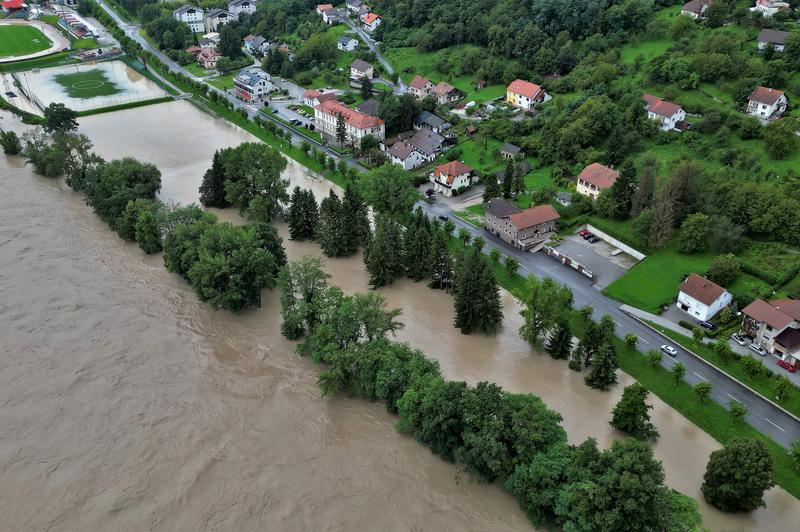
[501,142,523,159]
[355,98,380,117]
[413,111,451,135]
[338,36,358,51]
[757,28,789,51]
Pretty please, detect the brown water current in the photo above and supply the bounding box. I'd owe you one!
[1,102,798,530]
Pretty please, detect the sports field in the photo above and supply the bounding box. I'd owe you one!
[0,25,52,59]
[54,69,124,98]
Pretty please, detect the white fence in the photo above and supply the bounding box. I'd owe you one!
[585,224,646,261]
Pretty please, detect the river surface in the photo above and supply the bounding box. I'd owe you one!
[0,102,798,531]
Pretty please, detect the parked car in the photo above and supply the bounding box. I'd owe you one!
[271,108,279,113]
[777,359,797,373]
[698,321,716,331]
[749,343,767,357]
[731,333,747,346]
[438,215,449,221]
[587,236,600,243]
[660,345,678,357]
[578,229,591,238]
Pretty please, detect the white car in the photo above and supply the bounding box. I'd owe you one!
[749,343,767,357]
[731,333,747,346]
[660,345,678,357]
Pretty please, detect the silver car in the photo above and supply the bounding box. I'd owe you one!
[748,343,767,357]
[660,345,678,357]
[731,333,747,346]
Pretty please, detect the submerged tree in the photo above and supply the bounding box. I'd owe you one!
[452,248,503,334]
[610,383,659,441]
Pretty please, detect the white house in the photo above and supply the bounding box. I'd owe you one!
[747,86,787,120]
[337,36,358,51]
[233,68,272,102]
[576,162,618,199]
[506,79,550,111]
[431,82,463,105]
[677,273,732,322]
[228,0,256,17]
[750,0,791,17]
[680,0,710,18]
[408,75,434,99]
[303,89,337,107]
[173,5,205,33]
[388,141,426,170]
[350,59,374,80]
[314,99,385,144]
[430,160,475,197]
[643,94,686,131]
[346,0,363,13]
[361,12,381,32]
[204,9,234,33]
[741,298,800,368]
[757,29,789,51]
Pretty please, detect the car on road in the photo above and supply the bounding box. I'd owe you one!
[749,343,767,356]
[777,359,797,372]
[660,345,678,357]
[438,215,449,221]
[698,321,716,331]
[587,235,600,243]
[731,333,747,346]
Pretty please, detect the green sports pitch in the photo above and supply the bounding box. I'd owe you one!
[54,69,124,98]
[0,25,52,59]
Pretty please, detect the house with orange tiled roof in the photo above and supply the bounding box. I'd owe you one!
[430,160,475,196]
[506,79,550,111]
[408,75,434,99]
[431,82,464,105]
[576,163,618,200]
[747,86,787,120]
[314,99,385,145]
[361,12,381,32]
[484,198,560,250]
[643,94,686,131]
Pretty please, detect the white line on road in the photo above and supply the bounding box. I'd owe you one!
[639,337,650,344]
[727,394,741,403]
[764,418,786,432]
[694,372,709,382]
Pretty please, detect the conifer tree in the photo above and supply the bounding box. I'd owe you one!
[335,112,347,146]
[503,159,514,198]
[318,190,345,256]
[453,248,503,334]
[199,149,230,208]
[404,225,432,281]
[585,341,618,390]
[365,215,403,288]
[512,168,525,198]
[607,160,636,220]
[546,319,572,360]
[287,187,319,241]
[428,228,453,290]
[482,172,501,202]
[341,183,370,253]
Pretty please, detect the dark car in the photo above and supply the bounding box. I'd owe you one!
[698,321,716,331]
[581,231,594,240]
[587,235,600,243]
[438,215,449,221]
[271,108,279,114]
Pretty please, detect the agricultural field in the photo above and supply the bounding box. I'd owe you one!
[0,25,52,58]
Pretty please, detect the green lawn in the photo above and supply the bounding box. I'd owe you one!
[619,39,671,65]
[207,72,237,90]
[184,64,212,77]
[54,68,124,98]
[603,244,714,313]
[72,38,99,50]
[457,136,504,173]
[0,25,52,58]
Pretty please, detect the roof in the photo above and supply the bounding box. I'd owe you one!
[174,5,202,15]
[408,128,444,156]
[434,161,473,184]
[389,141,420,161]
[484,197,521,218]
[578,162,619,190]
[507,79,544,99]
[681,0,709,14]
[410,75,432,90]
[414,111,448,129]
[647,98,682,118]
[303,89,337,103]
[355,98,379,117]
[748,86,785,106]
[432,82,457,95]
[346,0,363,5]
[206,8,232,18]
[509,205,560,230]
[235,68,270,85]
[315,100,384,130]
[317,3,333,10]
[501,143,522,155]
[643,94,660,107]
[556,191,573,201]
[198,49,220,60]
[770,299,800,321]
[229,0,253,6]
[243,34,256,42]
[338,36,357,44]
[2,0,23,8]
[743,299,795,330]
[350,59,372,73]
[363,12,380,24]
[679,274,727,306]
[775,327,800,351]
[758,28,789,45]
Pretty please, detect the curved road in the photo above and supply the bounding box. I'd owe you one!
[94,0,799,449]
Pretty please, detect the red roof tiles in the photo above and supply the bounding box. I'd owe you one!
[434,161,474,184]
[748,86,785,106]
[679,274,727,306]
[410,75,431,90]
[315,100,384,130]
[578,163,619,190]
[508,204,560,230]
[507,79,544,99]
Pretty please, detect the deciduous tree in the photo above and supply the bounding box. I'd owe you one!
[702,438,774,512]
[610,383,659,440]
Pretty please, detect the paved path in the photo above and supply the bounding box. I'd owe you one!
[341,16,406,94]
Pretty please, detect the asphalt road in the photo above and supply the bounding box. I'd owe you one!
[94,0,800,449]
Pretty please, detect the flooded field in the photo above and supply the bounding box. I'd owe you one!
[0,102,797,530]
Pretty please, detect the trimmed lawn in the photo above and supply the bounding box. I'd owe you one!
[457,136,504,173]
[184,64,213,77]
[72,38,99,50]
[585,216,645,250]
[54,68,124,98]
[603,244,714,313]
[0,25,52,58]
[208,72,237,90]
[465,84,506,103]
[619,39,671,65]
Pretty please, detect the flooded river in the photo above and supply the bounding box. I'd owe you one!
[0,102,798,530]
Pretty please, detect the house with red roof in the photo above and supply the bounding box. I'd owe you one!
[1,0,25,13]
[313,99,385,145]
[643,94,686,131]
[680,0,711,19]
[747,86,787,120]
[677,273,732,321]
[430,161,475,197]
[576,163,619,200]
[431,82,464,105]
[506,79,550,111]
[360,12,381,32]
[302,89,337,107]
[408,75,434,99]
[484,198,560,250]
[741,298,800,367]
[197,48,221,69]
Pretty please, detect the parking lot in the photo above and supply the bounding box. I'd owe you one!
[548,232,639,289]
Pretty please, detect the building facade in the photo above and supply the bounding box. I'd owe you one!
[233,68,272,102]
[173,5,205,33]
[314,99,385,145]
[576,162,619,199]
[484,198,560,250]
[676,273,732,321]
[506,79,550,110]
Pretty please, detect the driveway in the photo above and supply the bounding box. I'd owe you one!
[550,236,627,289]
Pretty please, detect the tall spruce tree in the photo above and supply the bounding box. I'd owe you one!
[199,150,230,208]
[649,185,674,249]
[365,215,403,288]
[502,159,514,198]
[341,183,370,253]
[453,248,503,334]
[512,168,525,198]
[335,112,347,146]
[630,162,655,216]
[404,224,432,281]
[288,187,319,241]
[607,160,636,220]
[318,190,345,256]
[428,228,453,290]
[546,319,573,360]
[482,172,501,202]
[585,341,619,390]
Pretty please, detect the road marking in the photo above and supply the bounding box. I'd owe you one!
[764,418,786,432]
[639,337,650,344]
[694,372,709,382]
[614,320,622,327]
[726,394,741,403]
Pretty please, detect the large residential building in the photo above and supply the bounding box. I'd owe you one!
[676,273,732,321]
[314,99,385,145]
[643,94,686,131]
[576,163,618,199]
[506,79,550,110]
[173,5,205,33]
[229,0,256,17]
[757,28,789,51]
[741,298,800,368]
[204,9,235,33]
[430,161,474,197]
[680,0,711,18]
[484,198,560,250]
[233,68,272,102]
[747,86,787,120]
[408,75,434,99]
[350,59,374,80]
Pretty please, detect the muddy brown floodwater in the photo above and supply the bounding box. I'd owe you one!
[1,102,798,531]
